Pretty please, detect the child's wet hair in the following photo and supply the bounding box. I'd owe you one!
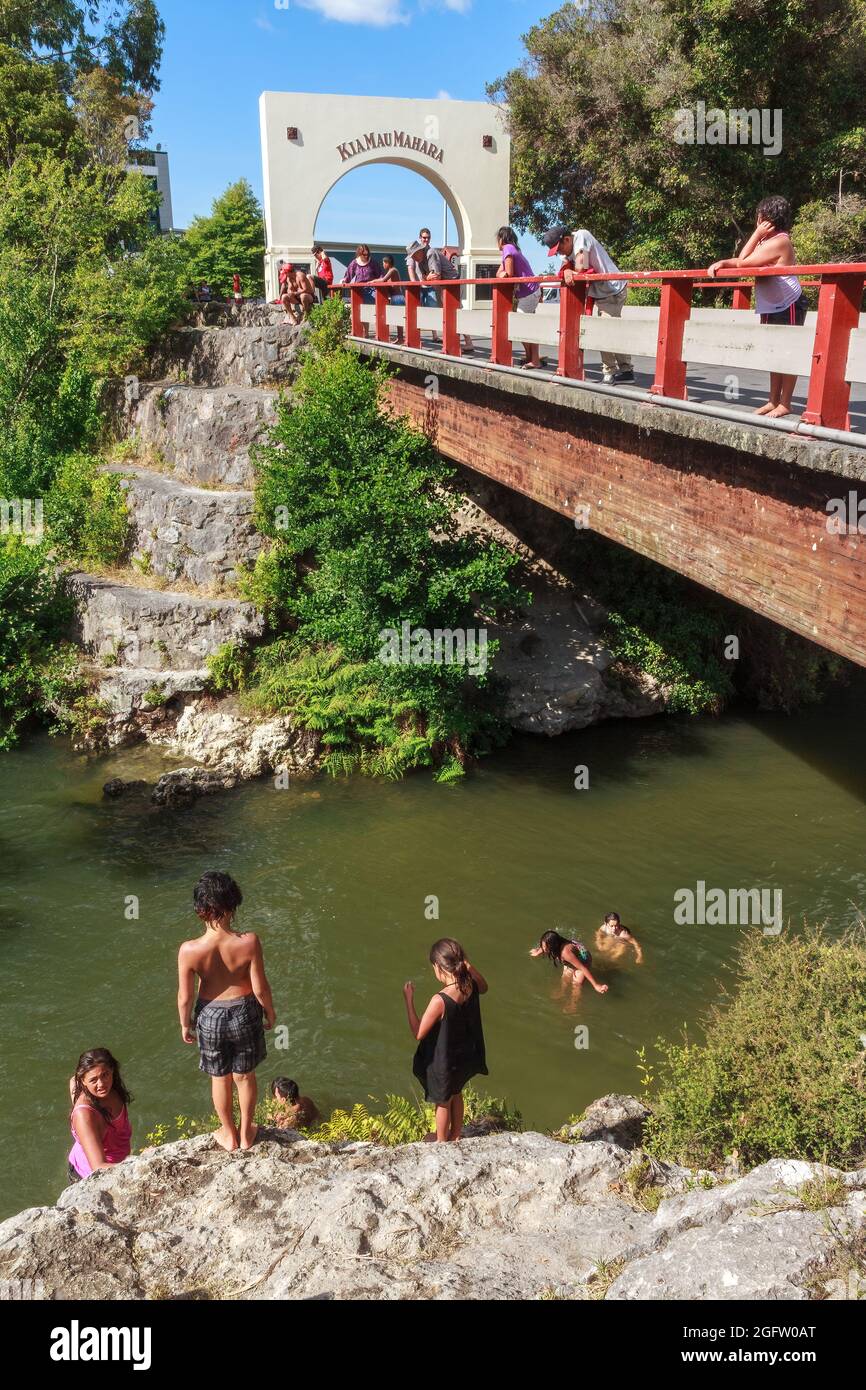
[429,938,471,992]
[271,1077,299,1104]
[756,195,792,232]
[538,929,571,966]
[193,870,243,919]
[604,911,622,928]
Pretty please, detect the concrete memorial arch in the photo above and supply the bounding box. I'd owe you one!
[259,91,511,306]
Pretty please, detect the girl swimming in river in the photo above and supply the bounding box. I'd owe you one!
[67,1048,133,1183]
[404,938,489,1143]
[530,930,609,994]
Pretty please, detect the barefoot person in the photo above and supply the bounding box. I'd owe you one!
[404,938,488,1143]
[707,196,805,418]
[67,1048,133,1183]
[530,929,609,994]
[177,871,275,1152]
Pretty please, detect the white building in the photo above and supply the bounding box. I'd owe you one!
[126,146,175,234]
[259,92,511,307]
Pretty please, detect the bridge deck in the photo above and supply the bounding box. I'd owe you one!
[357,339,866,669]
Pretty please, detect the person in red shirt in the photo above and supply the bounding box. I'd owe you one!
[311,245,334,304]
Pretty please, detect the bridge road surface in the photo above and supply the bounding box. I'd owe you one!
[407,330,866,436]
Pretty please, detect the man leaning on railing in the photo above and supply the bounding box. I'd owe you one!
[544,226,635,385]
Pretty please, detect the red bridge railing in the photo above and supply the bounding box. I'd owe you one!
[332,263,866,434]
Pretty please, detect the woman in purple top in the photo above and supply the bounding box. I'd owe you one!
[341,244,382,339]
[496,226,542,369]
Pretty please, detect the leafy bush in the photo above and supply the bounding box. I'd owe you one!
[0,537,79,749]
[244,299,526,778]
[642,925,866,1170]
[44,453,130,566]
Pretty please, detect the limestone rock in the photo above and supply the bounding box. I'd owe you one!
[145,321,304,389]
[1,1125,861,1301]
[147,695,319,781]
[566,1094,651,1150]
[102,778,148,799]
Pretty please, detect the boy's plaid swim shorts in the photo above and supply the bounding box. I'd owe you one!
[194,994,267,1077]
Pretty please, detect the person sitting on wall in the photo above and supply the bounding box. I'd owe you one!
[543,226,634,385]
[280,263,316,324]
[406,240,474,355]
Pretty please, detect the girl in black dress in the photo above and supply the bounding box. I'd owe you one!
[404,938,488,1143]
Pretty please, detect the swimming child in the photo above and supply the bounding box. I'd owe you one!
[404,938,488,1143]
[177,870,276,1152]
[595,912,643,963]
[530,930,609,993]
[67,1048,133,1183]
[270,1077,320,1131]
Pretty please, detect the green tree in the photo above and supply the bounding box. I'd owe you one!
[229,300,525,779]
[0,0,164,94]
[185,180,266,299]
[0,538,78,750]
[489,0,866,267]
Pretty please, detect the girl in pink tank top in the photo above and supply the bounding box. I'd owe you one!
[68,1047,133,1181]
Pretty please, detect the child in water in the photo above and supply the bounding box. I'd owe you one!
[270,1077,320,1131]
[595,912,643,963]
[403,938,488,1143]
[67,1048,133,1183]
[530,930,609,993]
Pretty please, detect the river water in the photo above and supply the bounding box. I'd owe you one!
[2,680,864,1221]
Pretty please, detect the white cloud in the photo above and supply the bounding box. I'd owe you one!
[296,0,409,25]
[440,0,472,11]
[436,89,452,101]
[255,14,275,29]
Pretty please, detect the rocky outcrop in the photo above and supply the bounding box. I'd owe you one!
[490,587,666,735]
[2,1100,862,1300]
[107,466,263,588]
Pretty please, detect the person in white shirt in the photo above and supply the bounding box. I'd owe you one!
[543,226,634,384]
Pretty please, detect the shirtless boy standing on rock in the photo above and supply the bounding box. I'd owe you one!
[177,871,275,1151]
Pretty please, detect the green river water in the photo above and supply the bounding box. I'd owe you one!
[2,680,865,1222]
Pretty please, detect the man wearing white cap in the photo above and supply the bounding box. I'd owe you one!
[543,226,634,384]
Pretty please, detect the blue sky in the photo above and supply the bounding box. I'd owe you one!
[152,0,555,266]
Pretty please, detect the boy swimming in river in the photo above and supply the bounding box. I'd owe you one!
[530,930,609,993]
[177,871,276,1151]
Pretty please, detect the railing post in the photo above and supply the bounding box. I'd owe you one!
[374,286,389,343]
[404,283,421,349]
[349,286,364,338]
[490,280,513,367]
[441,282,461,356]
[732,282,752,310]
[802,270,865,430]
[558,280,588,378]
[650,277,695,399]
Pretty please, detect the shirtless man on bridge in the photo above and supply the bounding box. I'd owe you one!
[177,871,276,1151]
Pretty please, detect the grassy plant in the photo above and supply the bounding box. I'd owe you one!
[642,925,866,1170]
